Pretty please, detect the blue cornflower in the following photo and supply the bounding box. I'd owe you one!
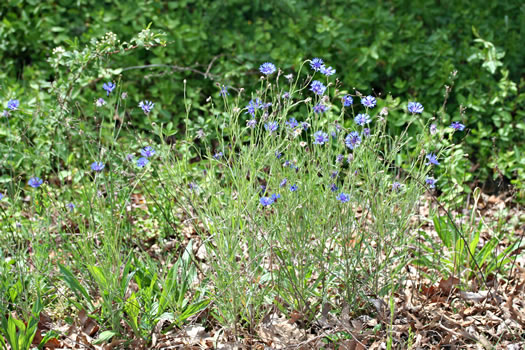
[220,85,229,97]
[126,154,135,162]
[450,122,465,131]
[138,100,154,114]
[301,122,310,130]
[265,122,279,134]
[345,132,362,150]
[246,98,263,116]
[407,102,424,114]
[140,146,155,158]
[213,152,223,160]
[286,117,298,129]
[320,65,336,76]
[330,183,339,192]
[2,110,9,117]
[275,151,282,159]
[260,197,274,206]
[310,58,324,71]
[337,192,350,203]
[95,98,106,107]
[363,128,371,137]
[260,185,267,194]
[430,124,437,135]
[247,119,257,128]
[426,177,437,189]
[361,95,376,108]
[392,182,402,191]
[313,103,328,114]
[313,131,329,145]
[102,82,116,96]
[280,178,288,187]
[91,161,105,172]
[282,92,291,99]
[0,193,4,200]
[310,80,327,96]
[137,157,149,168]
[66,203,75,212]
[342,95,353,107]
[426,153,440,166]
[289,184,298,192]
[354,113,371,126]
[7,99,19,110]
[336,154,344,163]
[259,62,276,75]
[271,193,281,202]
[28,177,43,188]
[189,182,199,191]
[283,160,290,167]
[331,171,338,179]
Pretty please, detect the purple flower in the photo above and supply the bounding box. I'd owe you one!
[336,154,344,163]
[91,161,105,172]
[354,113,371,126]
[282,92,291,99]
[126,154,135,162]
[7,99,19,110]
[280,178,288,187]
[220,85,229,97]
[330,183,339,192]
[313,131,329,145]
[426,177,437,189]
[426,153,440,166]
[363,128,370,137]
[265,122,278,134]
[310,80,327,96]
[275,151,282,159]
[28,177,43,188]
[342,95,353,107]
[260,197,274,206]
[137,157,149,168]
[271,193,281,202]
[337,192,350,203]
[392,182,402,191]
[95,98,106,107]
[213,152,223,160]
[361,96,376,108]
[310,58,324,71]
[301,122,310,130]
[259,62,276,75]
[2,110,9,117]
[102,82,116,96]
[140,146,155,158]
[345,132,361,150]
[246,98,263,116]
[450,122,465,131]
[407,102,424,114]
[138,100,154,114]
[66,203,75,212]
[247,119,257,128]
[289,184,298,192]
[0,193,3,200]
[313,103,328,114]
[286,117,298,129]
[331,171,338,179]
[430,124,437,135]
[320,65,336,76]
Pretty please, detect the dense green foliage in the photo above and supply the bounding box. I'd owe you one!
[1,1,524,191]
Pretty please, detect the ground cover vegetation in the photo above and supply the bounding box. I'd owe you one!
[0,1,524,348]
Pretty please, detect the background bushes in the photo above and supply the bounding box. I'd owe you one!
[1,0,524,195]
